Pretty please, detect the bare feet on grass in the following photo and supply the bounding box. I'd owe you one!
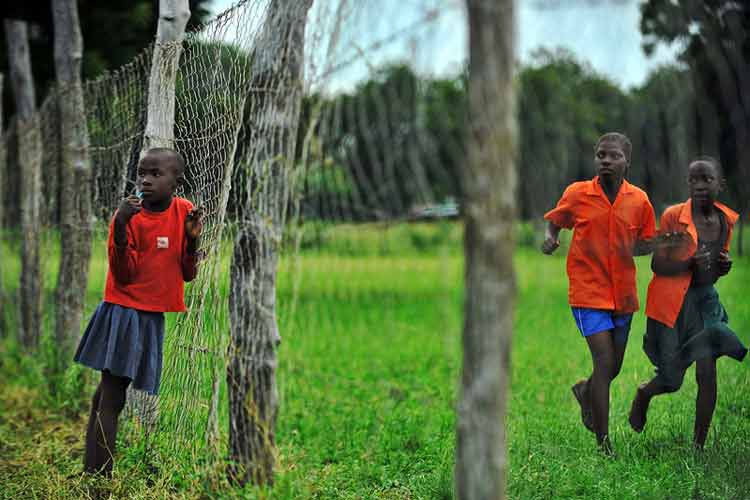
[628,386,649,433]
[598,435,615,458]
[571,379,594,433]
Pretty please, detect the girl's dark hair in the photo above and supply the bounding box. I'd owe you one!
[146,147,186,178]
[690,155,723,177]
[595,132,632,162]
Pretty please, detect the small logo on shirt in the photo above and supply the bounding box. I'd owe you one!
[157,237,169,249]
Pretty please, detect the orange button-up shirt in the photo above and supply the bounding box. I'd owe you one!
[645,200,738,328]
[544,177,656,313]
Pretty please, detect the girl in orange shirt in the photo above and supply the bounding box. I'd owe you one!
[628,156,746,449]
[543,132,659,454]
[73,148,203,476]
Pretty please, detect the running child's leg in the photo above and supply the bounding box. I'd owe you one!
[573,337,624,434]
[693,357,717,449]
[629,329,686,433]
[83,384,103,471]
[629,373,686,432]
[585,331,617,450]
[85,370,131,475]
[609,314,631,381]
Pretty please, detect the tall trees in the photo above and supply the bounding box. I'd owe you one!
[4,19,42,349]
[52,0,93,367]
[0,1,212,117]
[0,72,5,336]
[641,0,750,251]
[228,0,313,486]
[456,0,516,498]
[517,49,629,219]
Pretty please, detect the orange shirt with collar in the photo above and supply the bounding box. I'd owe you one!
[544,177,656,313]
[645,200,738,328]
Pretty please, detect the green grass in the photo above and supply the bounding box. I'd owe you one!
[1,221,750,499]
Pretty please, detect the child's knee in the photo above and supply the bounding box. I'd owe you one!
[593,355,617,379]
[91,386,102,407]
[695,361,717,386]
[111,391,128,414]
[660,374,684,393]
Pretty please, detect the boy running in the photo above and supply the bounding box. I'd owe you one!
[542,132,657,453]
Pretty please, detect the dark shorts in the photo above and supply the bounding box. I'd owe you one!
[643,285,747,391]
[571,307,632,345]
[74,302,165,395]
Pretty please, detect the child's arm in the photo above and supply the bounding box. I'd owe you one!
[634,232,687,257]
[651,245,694,276]
[109,196,142,284]
[632,198,658,256]
[717,251,732,276]
[542,185,576,255]
[182,206,204,282]
[650,229,699,276]
[649,207,696,276]
[542,221,562,255]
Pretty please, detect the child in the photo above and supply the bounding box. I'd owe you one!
[73,147,203,476]
[542,132,657,453]
[628,156,746,449]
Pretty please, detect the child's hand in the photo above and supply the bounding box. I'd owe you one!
[115,195,142,224]
[185,206,204,240]
[691,247,712,272]
[541,236,559,255]
[717,250,732,276]
[653,231,689,250]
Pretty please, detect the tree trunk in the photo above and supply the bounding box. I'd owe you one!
[125,0,190,428]
[51,0,93,369]
[142,0,190,151]
[0,73,5,337]
[456,1,517,500]
[5,19,43,350]
[227,0,313,486]
[698,8,750,255]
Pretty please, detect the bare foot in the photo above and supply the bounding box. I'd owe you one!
[693,425,709,450]
[571,379,594,433]
[628,386,648,433]
[598,435,615,458]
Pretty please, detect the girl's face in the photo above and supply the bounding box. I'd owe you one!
[594,141,628,182]
[688,160,721,205]
[136,153,178,205]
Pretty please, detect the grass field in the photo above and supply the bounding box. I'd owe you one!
[1,221,750,499]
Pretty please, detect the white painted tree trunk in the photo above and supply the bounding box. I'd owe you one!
[456,1,517,499]
[126,0,190,428]
[227,0,313,486]
[143,0,190,151]
[5,20,43,350]
[52,0,93,369]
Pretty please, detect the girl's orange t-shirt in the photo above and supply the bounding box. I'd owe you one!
[104,196,198,313]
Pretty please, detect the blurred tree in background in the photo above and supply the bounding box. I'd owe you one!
[641,0,749,252]
[0,0,213,119]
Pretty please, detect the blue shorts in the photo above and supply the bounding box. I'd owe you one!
[571,308,632,345]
